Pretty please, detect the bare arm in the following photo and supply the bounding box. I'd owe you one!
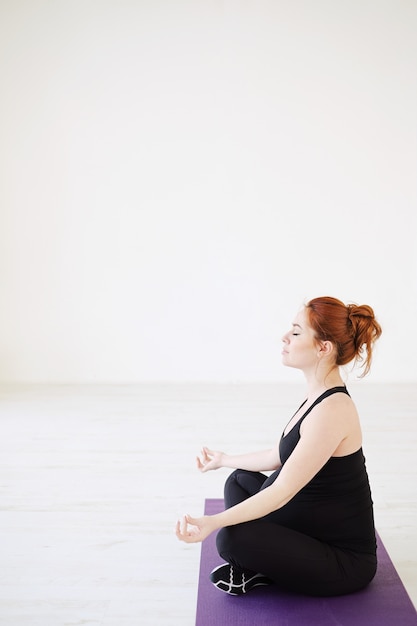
[197,445,281,473]
[177,396,355,543]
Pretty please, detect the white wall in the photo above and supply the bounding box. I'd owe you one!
[0,0,416,383]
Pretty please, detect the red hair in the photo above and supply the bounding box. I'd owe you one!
[305,296,382,377]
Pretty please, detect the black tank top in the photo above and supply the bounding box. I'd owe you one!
[262,386,377,554]
[280,386,350,464]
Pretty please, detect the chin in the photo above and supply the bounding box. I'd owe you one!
[282,359,299,370]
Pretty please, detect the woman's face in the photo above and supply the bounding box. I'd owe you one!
[281,307,319,371]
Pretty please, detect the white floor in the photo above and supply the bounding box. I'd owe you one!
[0,383,416,626]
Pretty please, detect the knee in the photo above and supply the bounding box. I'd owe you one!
[216,525,247,565]
[224,469,241,492]
[224,469,266,495]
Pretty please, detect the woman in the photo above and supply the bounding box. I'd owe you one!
[176,296,382,597]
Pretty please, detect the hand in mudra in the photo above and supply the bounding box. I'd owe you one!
[196,447,224,472]
[175,514,215,543]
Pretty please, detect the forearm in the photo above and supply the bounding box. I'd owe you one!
[211,483,288,530]
[221,447,281,472]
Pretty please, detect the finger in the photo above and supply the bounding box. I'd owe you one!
[175,519,183,540]
[180,514,188,535]
[198,451,208,471]
[186,513,198,527]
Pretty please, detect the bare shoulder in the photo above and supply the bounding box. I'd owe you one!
[302,391,360,434]
[320,391,358,419]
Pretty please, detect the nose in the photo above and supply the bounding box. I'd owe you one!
[282,330,290,343]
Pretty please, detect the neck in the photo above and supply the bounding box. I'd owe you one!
[303,367,344,400]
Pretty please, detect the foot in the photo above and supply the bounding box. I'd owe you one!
[210,563,272,596]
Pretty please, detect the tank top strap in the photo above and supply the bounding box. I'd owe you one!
[298,385,350,427]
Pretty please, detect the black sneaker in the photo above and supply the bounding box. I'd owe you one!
[210,563,272,595]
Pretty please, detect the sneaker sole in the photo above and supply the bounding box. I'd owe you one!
[210,564,271,595]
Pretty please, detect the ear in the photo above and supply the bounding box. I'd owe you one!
[317,341,334,357]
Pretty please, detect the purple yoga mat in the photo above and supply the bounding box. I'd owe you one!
[196,499,417,626]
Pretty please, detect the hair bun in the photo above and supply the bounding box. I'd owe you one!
[346,303,382,365]
[347,303,374,322]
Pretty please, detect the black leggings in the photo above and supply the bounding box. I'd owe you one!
[215,469,377,597]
